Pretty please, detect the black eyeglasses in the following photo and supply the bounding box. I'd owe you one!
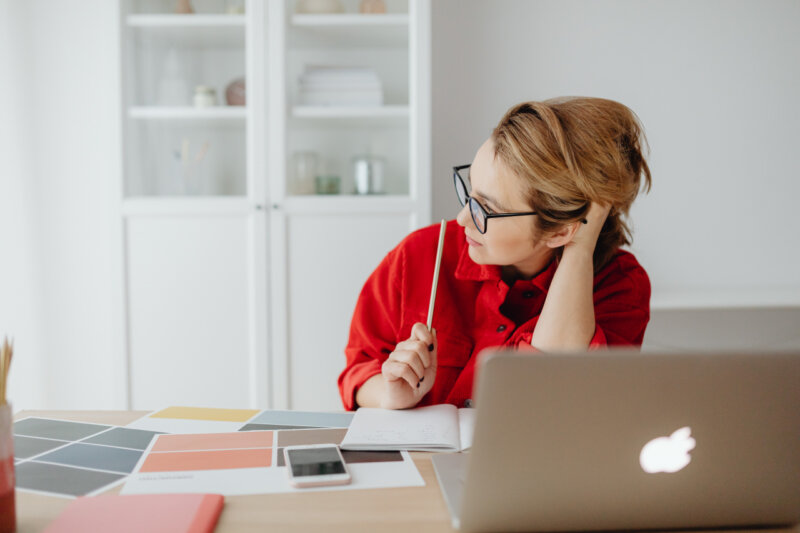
[453,164,538,234]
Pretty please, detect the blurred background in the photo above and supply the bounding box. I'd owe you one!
[1,0,798,413]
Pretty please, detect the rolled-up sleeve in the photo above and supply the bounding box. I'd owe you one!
[338,246,404,411]
[591,265,651,346]
[514,265,650,352]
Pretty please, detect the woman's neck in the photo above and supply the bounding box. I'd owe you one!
[501,250,555,285]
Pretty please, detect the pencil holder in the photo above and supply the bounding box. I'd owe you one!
[0,403,15,533]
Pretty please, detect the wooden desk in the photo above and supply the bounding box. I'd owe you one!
[13,411,800,533]
[14,410,454,533]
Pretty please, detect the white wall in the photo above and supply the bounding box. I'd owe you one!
[0,0,46,411]
[431,0,800,306]
[0,0,125,411]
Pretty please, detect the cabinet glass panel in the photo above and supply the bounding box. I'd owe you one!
[123,0,247,198]
[126,120,246,197]
[287,122,408,196]
[285,0,411,199]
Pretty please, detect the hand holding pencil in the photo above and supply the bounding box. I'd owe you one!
[379,221,446,410]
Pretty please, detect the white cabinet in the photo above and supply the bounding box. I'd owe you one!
[284,213,412,410]
[117,0,430,410]
[126,212,255,408]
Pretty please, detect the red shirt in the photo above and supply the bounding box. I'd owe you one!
[338,220,651,411]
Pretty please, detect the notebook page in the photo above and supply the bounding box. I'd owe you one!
[340,404,460,451]
[457,408,476,451]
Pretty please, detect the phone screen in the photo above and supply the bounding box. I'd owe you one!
[286,446,347,477]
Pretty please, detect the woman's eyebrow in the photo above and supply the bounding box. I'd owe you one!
[472,189,507,211]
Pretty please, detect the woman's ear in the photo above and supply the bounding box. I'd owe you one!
[544,221,581,249]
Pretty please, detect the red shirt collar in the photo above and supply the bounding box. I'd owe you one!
[453,236,558,292]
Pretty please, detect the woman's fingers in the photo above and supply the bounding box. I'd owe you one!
[392,350,425,380]
[395,339,431,368]
[410,322,434,347]
[382,360,419,390]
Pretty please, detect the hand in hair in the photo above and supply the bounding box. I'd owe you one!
[566,202,611,254]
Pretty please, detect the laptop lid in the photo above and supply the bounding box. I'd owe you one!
[457,349,800,532]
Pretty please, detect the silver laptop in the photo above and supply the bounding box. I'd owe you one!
[432,349,800,532]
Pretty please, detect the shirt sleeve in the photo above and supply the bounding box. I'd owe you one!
[515,323,609,351]
[590,264,651,346]
[337,245,405,411]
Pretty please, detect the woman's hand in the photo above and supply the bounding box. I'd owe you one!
[567,202,612,254]
[380,322,438,409]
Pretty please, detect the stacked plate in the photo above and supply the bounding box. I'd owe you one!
[298,65,383,106]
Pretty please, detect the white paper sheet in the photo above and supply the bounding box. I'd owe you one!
[341,404,463,452]
[121,431,424,496]
[457,408,476,451]
[121,453,424,495]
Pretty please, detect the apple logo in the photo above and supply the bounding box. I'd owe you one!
[639,426,696,474]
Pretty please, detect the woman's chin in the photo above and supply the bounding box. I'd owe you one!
[467,245,487,264]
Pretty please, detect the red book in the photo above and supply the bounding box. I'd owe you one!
[44,493,224,533]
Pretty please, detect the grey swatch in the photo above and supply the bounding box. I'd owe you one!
[36,442,143,474]
[14,435,68,459]
[240,423,321,431]
[14,418,109,441]
[250,410,353,428]
[341,450,404,464]
[276,428,348,447]
[83,427,162,451]
[16,461,125,497]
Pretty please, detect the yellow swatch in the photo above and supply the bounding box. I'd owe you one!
[150,406,260,423]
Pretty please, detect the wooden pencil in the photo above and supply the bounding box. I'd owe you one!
[426,220,447,331]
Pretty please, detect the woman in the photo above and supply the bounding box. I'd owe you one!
[339,97,652,411]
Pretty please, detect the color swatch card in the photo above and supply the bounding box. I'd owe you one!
[122,427,424,496]
[13,417,163,498]
[127,406,354,434]
[126,407,260,434]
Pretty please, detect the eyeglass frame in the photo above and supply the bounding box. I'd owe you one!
[453,164,538,234]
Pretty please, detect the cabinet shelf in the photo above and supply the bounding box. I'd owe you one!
[129,106,247,120]
[291,105,408,122]
[291,14,409,26]
[289,14,409,48]
[127,15,245,47]
[127,14,246,27]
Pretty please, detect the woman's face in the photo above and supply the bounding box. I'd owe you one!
[456,138,554,278]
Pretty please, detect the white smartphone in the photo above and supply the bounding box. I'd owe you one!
[283,444,352,488]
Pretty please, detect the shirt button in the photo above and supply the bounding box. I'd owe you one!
[463,399,474,408]
[522,290,535,298]
[497,324,507,332]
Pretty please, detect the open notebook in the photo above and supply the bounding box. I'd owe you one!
[340,404,476,452]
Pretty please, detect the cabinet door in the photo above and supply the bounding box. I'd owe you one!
[126,214,257,409]
[284,213,413,410]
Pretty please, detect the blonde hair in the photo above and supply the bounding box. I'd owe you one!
[491,97,652,271]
